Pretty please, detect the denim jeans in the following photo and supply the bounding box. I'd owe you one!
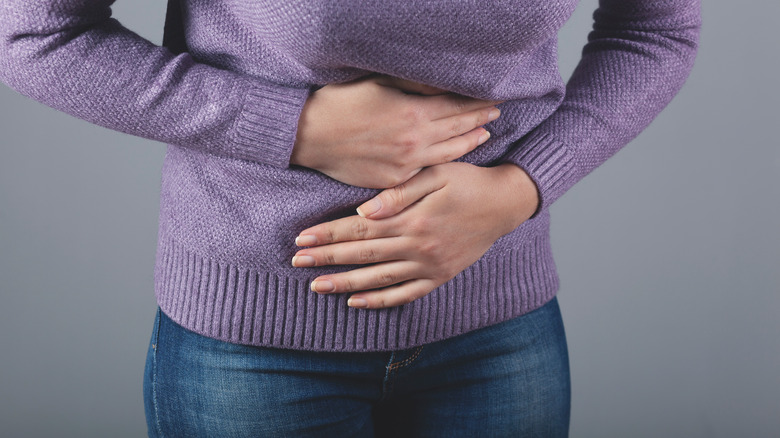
[143,297,570,437]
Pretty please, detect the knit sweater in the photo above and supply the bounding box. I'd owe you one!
[0,0,700,352]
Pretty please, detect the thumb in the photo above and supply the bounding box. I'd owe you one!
[357,168,445,219]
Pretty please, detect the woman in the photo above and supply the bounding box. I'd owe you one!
[0,0,701,436]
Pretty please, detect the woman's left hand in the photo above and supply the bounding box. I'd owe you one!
[291,162,540,309]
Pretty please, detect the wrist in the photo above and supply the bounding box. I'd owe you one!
[493,163,541,228]
[290,95,317,168]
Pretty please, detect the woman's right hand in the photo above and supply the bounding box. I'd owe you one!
[290,75,502,189]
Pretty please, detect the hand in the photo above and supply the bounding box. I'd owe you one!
[291,162,540,309]
[290,75,502,189]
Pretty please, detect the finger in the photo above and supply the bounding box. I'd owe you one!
[426,105,500,141]
[346,279,438,309]
[292,237,407,267]
[356,168,446,219]
[295,215,396,247]
[420,127,492,168]
[309,261,420,294]
[419,93,504,120]
[372,75,449,96]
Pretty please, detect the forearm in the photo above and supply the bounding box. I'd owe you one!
[0,0,309,167]
[502,0,701,213]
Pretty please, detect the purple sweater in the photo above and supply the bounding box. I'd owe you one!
[0,0,700,351]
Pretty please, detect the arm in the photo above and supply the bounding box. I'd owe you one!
[503,0,702,215]
[0,1,501,180]
[0,0,309,167]
[292,0,702,309]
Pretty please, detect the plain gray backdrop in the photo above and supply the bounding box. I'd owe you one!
[1,1,777,437]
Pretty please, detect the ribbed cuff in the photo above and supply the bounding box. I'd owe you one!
[231,81,310,168]
[501,131,577,216]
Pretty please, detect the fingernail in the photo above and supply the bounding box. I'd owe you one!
[291,255,315,267]
[357,198,382,218]
[311,279,335,293]
[478,129,491,144]
[488,108,501,122]
[348,297,368,308]
[295,235,317,246]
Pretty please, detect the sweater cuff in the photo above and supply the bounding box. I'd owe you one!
[231,81,311,168]
[501,131,577,217]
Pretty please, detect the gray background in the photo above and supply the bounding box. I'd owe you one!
[1,0,777,436]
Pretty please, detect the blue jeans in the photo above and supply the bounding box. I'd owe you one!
[143,297,570,437]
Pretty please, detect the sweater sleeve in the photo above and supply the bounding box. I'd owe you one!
[501,0,701,215]
[0,0,310,168]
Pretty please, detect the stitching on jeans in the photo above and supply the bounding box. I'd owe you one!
[152,308,164,438]
[379,351,397,402]
[387,346,423,371]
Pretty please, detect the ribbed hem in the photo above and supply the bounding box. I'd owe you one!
[154,232,560,352]
[502,131,577,217]
[231,81,310,168]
